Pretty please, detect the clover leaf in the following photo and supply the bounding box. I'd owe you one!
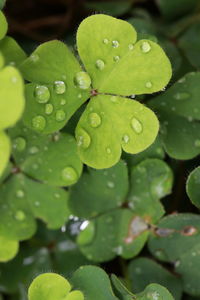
[21,14,171,169]
[186,166,200,210]
[0,36,27,66]
[150,72,200,160]
[0,235,19,263]
[0,11,7,40]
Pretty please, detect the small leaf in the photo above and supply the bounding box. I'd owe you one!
[0,235,19,262]
[69,160,128,218]
[76,95,159,169]
[136,283,174,300]
[0,36,27,66]
[186,166,200,209]
[0,11,7,40]
[0,66,25,130]
[77,14,171,95]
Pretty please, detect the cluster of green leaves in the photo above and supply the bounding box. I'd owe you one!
[1,0,200,299]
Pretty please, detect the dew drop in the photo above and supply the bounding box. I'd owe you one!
[16,189,25,198]
[76,128,91,149]
[88,112,101,128]
[15,210,25,221]
[77,221,95,246]
[110,96,118,103]
[113,55,120,62]
[13,137,26,152]
[34,85,50,103]
[106,147,111,154]
[45,103,53,115]
[74,72,91,90]
[29,146,39,154]
[145,81,152,88]
[122,134,130,144]
[128,44,134,50]
[141,41,151,53]
[112,40,119,48]
[131,117,143,134]
[54,80,66,94]
[103,38,109,44]
[56,110,66,122]
[107,181,115,188]
[96,59,105,70]
[60,99,66,105]
[62,167,78,183]
[32,115,46,131]
[30,54,39,62]
[174,92,190,100]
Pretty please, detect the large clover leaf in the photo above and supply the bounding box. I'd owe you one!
[21,14,171,169]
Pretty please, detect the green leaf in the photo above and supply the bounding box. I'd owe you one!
[128,257,182,300]
[69,160,128,218]
[0,66,25,130]
[28,273,72,300]
[77,14,172,95]
[186,166,200,209]
[149,72,200,160]
[0,235,19,263]
[136,283,174,300]
[76,95,159,168]
[71,265,119,300]
[179,23,200,69]
[111,274,135,300]
[127,159,173,223]
[20,41,90,134]
[0,11,7,40]
[0,131,10,177]
[9,125,83,187]
[0,36,27,66]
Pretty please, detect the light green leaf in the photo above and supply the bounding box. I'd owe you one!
[20,41,90,134]
[136,283,174,300]
[0,11,7,40]
[0,131,10,177]
[127,159,173,223]
[69,160,128,218]
[76,95,159,168]
[186,166,200,209]
[77,14,171,95]
[0,36,27,66]
[0,235,19,262]
[0,66,25,130]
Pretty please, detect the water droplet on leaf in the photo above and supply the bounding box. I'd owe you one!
[103,38,109,44]
[77,220,95,246]
[128,44,134,50]
[32,115,46,131]
[174,92,190,100]
[107,181,115,188]
[76,128,91,149]
[62,167,78,183]
[35,85,50,103]
[54,80,66,94]
[141,41,151,53]
[15,210,25,221]
[96,59,105,70]
[45,103,53,115]
[16,189,25,198]
[131,117,143,134]
[13,137,26,152]
[122,134,129,144]
[113,56,120,62]
[29,146,39,154]
[74,72,91,90]
[145,81,152,88]
[112,40,119,48]
[56,110,66,122]
[88,112,101,128]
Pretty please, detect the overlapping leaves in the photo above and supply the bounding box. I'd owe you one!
[21,14,172,168]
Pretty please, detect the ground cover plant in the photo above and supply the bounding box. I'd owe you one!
[0,0,200,299]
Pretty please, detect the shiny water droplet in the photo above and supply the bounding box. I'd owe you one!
[103,38,109,44]
[32,115,46,131]
[128,44,134,50]
[35,85,50,103]
[74,72,91,90]
[174,92,190,100]
[45,103,53,115]
[60,99,66,105]
[110,96,118,103]
[122,134,130,144]
[76,128,91,149]
[113,55,120,62]
[13,137,26,152]
[56,110,66,122]
[62,167,78,183]
[112,40,119,48]
[145,81,152,88]
[96,59,105,70]
[131,117,143,134]
[88,112,101,128]
[29,146,39,154]
[78,93,82,99]
[15,210,25,221]
[107,181,115,188]
[195,139,200,147]
[77,221,95,246]
[30,54,39,62]
[54,80,66,94]
[16,189,25,198]
[106,147,111,154]
[141,41,151,53]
